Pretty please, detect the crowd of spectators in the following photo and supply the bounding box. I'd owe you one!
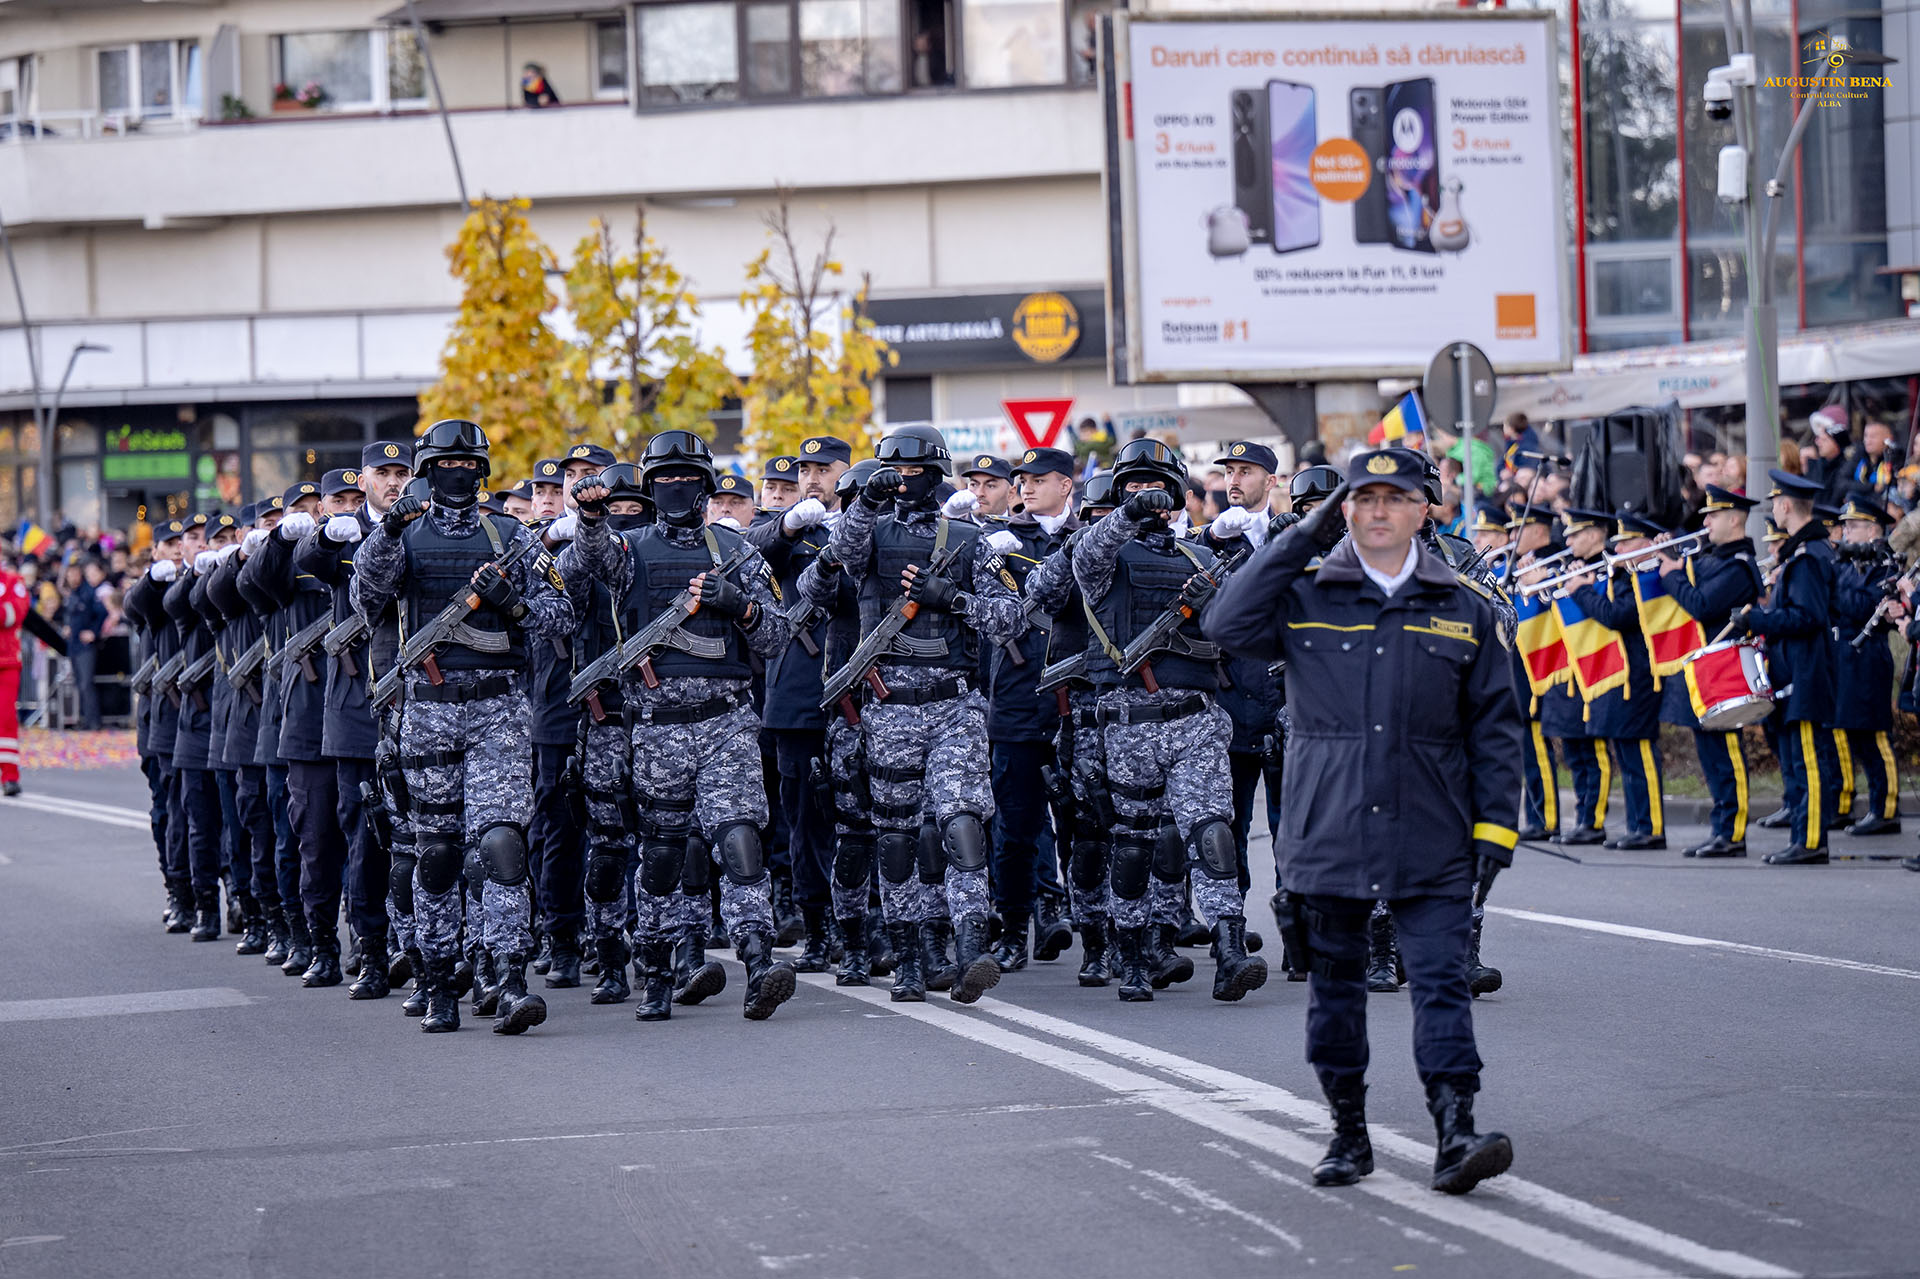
[2,522,149,730]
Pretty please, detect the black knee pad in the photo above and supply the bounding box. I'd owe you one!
[1152,822,1187,884]
[388,850,418,914]
[682,831,712,894]
[1111,837,1153,901]
[916,818,943,885]
[416,838,462,895]
[941,812,988,873]
[463,846,486,889]
[1190,818,1238,881]
[640,834,686,898]
[477,822,528,887]
[586,852,627,903]
[715,821,763,886]
[834,833,876,891]
[877,830,918,885]
[1069,839,1108,894]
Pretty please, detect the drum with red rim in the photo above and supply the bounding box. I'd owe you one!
[1682,639,1773,731]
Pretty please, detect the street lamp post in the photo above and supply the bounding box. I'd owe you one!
[36,342,110,530]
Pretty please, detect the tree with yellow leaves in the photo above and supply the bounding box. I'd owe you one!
[416,197,572,479]
[738,188,895,466]
[555,207,737,453]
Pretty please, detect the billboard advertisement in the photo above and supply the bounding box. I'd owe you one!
[1106,11,1571,383]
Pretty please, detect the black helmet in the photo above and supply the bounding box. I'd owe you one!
[1289,464,1344,510]
[1111,437,1187,498]
[838,458,883,503]
[599,461,642,502]
[1078,470,1117,519]
[1408,449,1443,506]
[875,425,952,476]
[638,430,717,491]
[413,419,491,478]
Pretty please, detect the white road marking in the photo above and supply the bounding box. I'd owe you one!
[1092,1151,1306,1251]
[0,987,253,1023]
[0,793,151,831]
[1490,906,1920,982]
[788,972,1769,1279]
[1,1236,65,1248]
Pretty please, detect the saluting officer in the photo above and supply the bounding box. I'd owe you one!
[125,519,189,929]
[762,455,801,512]
[1830,492,1902,837]
[1205,449,1521,1198]
[205,507,277,954]
[163,513,226,942]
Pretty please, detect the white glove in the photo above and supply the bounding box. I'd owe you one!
[715,516,745,532]
[276,510,316,541]
[217,542,242,560]
[546,512,578,543]
[984,530,1021,554]
[323,514,363,544]
[782,497,827,533]
[241,528,269,557]
[1209,505,1260,540]
[194,551,220,574]
[150,559,178,582]
[942,491,979,519]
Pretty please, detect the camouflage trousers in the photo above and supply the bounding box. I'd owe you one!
[629,700,772,945]
[827,717,874,923]
[1063,690,1112,926]
[580,716,637,942]
[400,682,534,962]
[1100,687,1242,931]
[863,685,994,925]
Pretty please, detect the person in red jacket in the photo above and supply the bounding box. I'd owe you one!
[0,558,67,796]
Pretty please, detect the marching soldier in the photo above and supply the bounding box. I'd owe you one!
[126,519,189,930]
[958,454,1016,519]
[163,513,226,942]
[530,458,566,520]
[1831,493,1902,837]
[762,455,800,512]
[234,496,305,973]
[205,507,279,956]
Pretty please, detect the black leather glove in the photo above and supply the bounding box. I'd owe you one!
[383,494,425,537]
[1474,853,1504,898]
[571,476,610,520]
[695,573,750,619]
[1121,488,1176,527]
[1178,571,1217,610]
[472,562,522,615]
[1294,483,1350,546]
[908,567,965,613]
[862,466,903,508]
[1727,605,1752,637]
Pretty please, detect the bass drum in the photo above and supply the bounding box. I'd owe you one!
[1682,639,1773,731]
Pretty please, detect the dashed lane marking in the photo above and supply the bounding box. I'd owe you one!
[1489,906,1920,982]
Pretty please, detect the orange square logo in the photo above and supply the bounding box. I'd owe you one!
[1495,293,1538,340]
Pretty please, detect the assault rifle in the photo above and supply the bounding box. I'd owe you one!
[998,587,1052,668]
[371,533,543,711]
[282,612,334,685]
[567,541,757,722]
[178,648,219,712]
[819,537,965,725]
[1116,541,1253,694]
[322,613,370,679]
[226,634,270,706]
[153,651,187,708]
[130,653,159,698]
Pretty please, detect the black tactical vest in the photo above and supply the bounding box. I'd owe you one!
[618,524,752,681]
[1086,535,1221,692]
[400,513,526,672]
[857,514,979,674]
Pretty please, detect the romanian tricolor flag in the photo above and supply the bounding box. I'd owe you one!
[1368,391,1428,445]
[1514,592,1570,699]
[1631,567,1705,681]
[15,520,52,557]
[1553,592,1630,703]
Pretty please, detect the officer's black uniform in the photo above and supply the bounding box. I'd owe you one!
[1830,493,1902,836]
[125,522,187,928]
[205,518,281,953]
[162,520,225,941]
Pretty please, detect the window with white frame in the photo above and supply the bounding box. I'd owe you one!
[594,18,629,98]
[273,29,426,111]
[96,40,202,119]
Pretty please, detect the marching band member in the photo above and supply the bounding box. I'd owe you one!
[1831,494,1902,837]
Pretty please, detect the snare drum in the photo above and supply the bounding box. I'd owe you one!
[1682,639,1773,731]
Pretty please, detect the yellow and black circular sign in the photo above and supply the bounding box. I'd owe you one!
[1011,292,1081,364]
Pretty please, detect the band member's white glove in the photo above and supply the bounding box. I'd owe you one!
[1209,505,1261,540]
[942,491,979,520]
[151,559,178,582]
[983,530,1021,554]
[323,515,364,543]
[782,497,827,533]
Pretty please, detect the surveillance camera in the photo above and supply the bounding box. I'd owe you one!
[1704,72,1733,121]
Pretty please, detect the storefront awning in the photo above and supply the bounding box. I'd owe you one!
[377,0,622,25]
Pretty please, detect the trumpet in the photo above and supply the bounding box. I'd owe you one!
[1515,529,1711,597]
[1508,544,1579,575]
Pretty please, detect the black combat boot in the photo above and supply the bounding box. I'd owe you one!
[1312,1079,1373,1186]
[772,873,805,947]
[420,958,460,1033]
[235,900,268,956]
[1116,926,1154,1002]
[190,889,221,942]
[491,952,547,1035]
[591,935,632,1004]
[1148,923,1194,989]
[794,904,833,974]
[1366,909,1400,993]
[532,932,553,975]
[348,930,391,999]
[1033,891,1073,962]
[738,926,797,1021]
[633,939,674,1021]
[922,917,959,992]
[1210,916,1269,1002]
[280,909,312,976]
[672,932,726,1005]
[1175,894,1211,948]
[344,934,364,978]
[887,921,925,1002]
[401,949,430,1017]
[303,921,343,987]
[449,954,474,999]
[223,876,245,935]
[262,914,289,965]
[545,926,582,989]
[836,913,872,986]
[951,914,1002,1004]
[1466,917,1503,997]
[867,908,896,977]
[164,881,193,933]
[387,943,413,987]
[1427,1077,1513,1194]
[471,945,502,1016]
[991,910,1030,973]
[1076,918,1111,987]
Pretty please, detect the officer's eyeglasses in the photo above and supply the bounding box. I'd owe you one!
[1348,491,1426,511]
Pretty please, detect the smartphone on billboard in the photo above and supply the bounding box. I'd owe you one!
[1267,79,1320,254]
[1348,86,1389,245]
[1229,87,1273,247]
[1384,77,1438,253]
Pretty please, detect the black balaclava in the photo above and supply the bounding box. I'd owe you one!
[647,468,708,528]
[896,469,943,508]
[608,509,649,533]
[428,459,483,510]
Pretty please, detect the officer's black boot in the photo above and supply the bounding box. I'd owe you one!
[1756,805,1792,830]
[1848,813,1900,836]
[951,914,1002,1004]
[401,949,430,1017]
[795,904,833,974]
[739,926,797,1021]
[164,883,192,933]
[1210,916,1269,1002]
[887,921,925,1002]
[1466,917,1503,997]
[991,910,1030,973]
[923,917,960,992]
[532,932,553,975]
[190,889,220,942]
[1148,923,1195,989]
[235,899,268,956]
[387,942,413,987]
[634,939,674,1021]
[344,934,363,978]
[302,919,343,987]
[1427,1077,1513,1194]
[449,953,474,999]
[420,957,461,1033]
[1366,910,1401,993]
[867,908,896,977]
[471,945,501,1016]
[280,909,312,976]
[1116,926,1154,1002]
[545,926,582,989]
[673,932,727,1006]
[591,935,632,1004]
[1175,891,1211,948]
[772,873,805,947]
[1077,918,1112,987]
[1313,1079,1374,1186]
[491,952,547,1036]
[1034,891,1073,962]
[223,876,244,935]
[836,913,872,986]
[348,931,391,999]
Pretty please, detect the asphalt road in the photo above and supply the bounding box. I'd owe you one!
[3,766,1918,1279]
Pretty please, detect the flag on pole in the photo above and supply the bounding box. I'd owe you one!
[1631,567,1706,679]
[15,520,52,557]
[1368,391,1428,445]
[1513,592,1570,698]
[1553,592,1630,703]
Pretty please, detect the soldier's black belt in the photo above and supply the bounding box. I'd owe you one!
[1073,709,1101,730]
[875,676,967,707]
[400,748,466,769]
[1098,694,1208,726]
[632,692,746,726]
[408,674,515,703]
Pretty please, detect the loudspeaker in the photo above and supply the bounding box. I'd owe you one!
[1566,403,1684,526]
